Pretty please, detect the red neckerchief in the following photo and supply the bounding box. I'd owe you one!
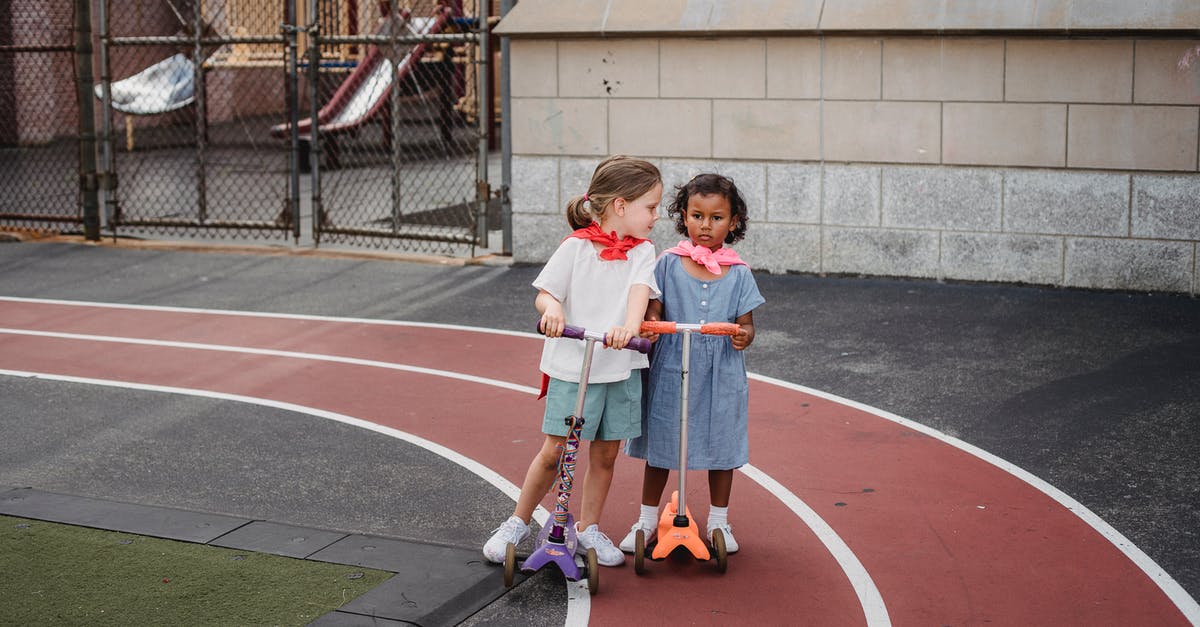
[538,224,648,398]
[567,223,648,261]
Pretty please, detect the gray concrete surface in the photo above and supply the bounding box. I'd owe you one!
[0,240,1197,619]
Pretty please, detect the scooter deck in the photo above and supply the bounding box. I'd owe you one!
[521,512,584,580]
[650,490,711,561]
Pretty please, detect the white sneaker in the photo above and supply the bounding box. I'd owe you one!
[483,516,530,563]
[576,524,625,566]
[708,522,739,554]
[618,521,655,553]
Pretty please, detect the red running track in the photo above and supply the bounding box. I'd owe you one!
[0,297,1195,626]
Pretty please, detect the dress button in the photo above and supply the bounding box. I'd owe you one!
[702,284,708,289]
[701,300,707,306]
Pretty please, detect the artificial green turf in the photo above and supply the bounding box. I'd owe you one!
[0,515,392,626]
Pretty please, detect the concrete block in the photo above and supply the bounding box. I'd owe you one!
[941,232,1063,285]
[713,100,821,160]
[822,227,941,278]
[1068,104,1199,172]
[882,38,1004,101]
[1134,40,1200,105]
[819,2,944,31]
[765,163,821,224]
[510,156,559,215]
[823,165,881,227]
[1133,175,1200,240]
[943,103,1066,167]
[1005,169,1130,236]
[650,0,824,33]
[823,38,882,100]
[560,156,602,212]
[823,101,941,164]
[660,39,766,99]
[738,223,821,274]
[510,40,557,98]
[658,159,766,217]
[1064,237,1194,292]
[767,38,821,99]
[1006,40,1133,103]
[511,98,608,156]
[512,213,571,264]
[557,39,659,98]
[610,99,711,158]
[882,166,1002,231]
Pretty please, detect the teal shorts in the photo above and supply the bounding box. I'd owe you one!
[541,374,642,441]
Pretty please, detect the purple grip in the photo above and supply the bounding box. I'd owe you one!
[537,321,652,353]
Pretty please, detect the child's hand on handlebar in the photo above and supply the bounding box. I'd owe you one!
[605,325,635,350]
[731,326,751,350]
[539,308,565,338]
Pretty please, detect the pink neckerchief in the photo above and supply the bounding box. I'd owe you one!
[665,239,746,274]
[566,223,648,261]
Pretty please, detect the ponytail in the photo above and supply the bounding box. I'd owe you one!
[566,196,592,230]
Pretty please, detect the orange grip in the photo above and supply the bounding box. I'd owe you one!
[640,320,677,334]
[700,322,741,336]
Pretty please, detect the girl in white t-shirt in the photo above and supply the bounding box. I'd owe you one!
[483,155,663,567]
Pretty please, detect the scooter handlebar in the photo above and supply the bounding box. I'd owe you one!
[537,321,652,354]
[640,321,741,336]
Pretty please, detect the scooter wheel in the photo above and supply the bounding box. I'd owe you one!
[633,529,646,575]
[711,528,728,574]
[586,548,599,594]
[503,542,516,587]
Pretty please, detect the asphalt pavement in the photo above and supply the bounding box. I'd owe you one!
[1,239,1197,619]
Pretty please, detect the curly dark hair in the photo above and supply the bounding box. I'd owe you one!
[667,173,749,244]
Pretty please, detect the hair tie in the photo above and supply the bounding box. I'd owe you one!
[583,193,590,201]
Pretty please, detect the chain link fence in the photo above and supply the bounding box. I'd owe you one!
[2,0,496,256]
[0,2,82,232]
[98,0,291,240]
[297,0,492,254]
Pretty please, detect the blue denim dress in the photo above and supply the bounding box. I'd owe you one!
[625,253,765,470]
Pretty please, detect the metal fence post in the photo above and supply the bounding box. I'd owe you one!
[499,0,514,255]
[286,0,301,240]
[474,0,490,250]
[193,6,208,223]
[74,0,100,240]
[96,0,117,234]
[307,0,323,241]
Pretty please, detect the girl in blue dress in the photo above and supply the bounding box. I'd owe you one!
[623,173,765,554]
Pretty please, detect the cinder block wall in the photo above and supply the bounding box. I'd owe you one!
[498,4,1200,294]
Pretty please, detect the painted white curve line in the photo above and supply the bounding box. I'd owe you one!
[0,327,540,396]
[740,463,890,626]
[0,368,573,622]
[749,372,1200,625]
[0,314,882,625]
[0,295,542,339]
[18,297,1195,622]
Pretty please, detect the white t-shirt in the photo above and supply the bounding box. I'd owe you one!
[533,237,660,383]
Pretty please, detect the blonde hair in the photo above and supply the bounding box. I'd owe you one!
[565,155,662,230]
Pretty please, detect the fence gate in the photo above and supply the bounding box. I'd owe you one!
[301,0,492,254]
[0,3,84,233]
[97,0,293,241]
[92,0,491,254]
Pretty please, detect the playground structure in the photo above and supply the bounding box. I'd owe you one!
[270,7,458,170]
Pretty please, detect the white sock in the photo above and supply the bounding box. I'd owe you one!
[708,505,729,528]
[639,504,658,528]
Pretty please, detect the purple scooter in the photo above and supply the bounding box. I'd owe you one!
[503,323,651,594]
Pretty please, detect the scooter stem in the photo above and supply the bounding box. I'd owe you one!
[675,329,692,526]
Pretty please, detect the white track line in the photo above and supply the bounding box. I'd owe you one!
[0,368,575,623]
[750,372,1200,625]
[0,324,883,625]
[7,295,1199,624]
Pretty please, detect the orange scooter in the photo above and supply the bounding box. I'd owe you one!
[634,320,741,575]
